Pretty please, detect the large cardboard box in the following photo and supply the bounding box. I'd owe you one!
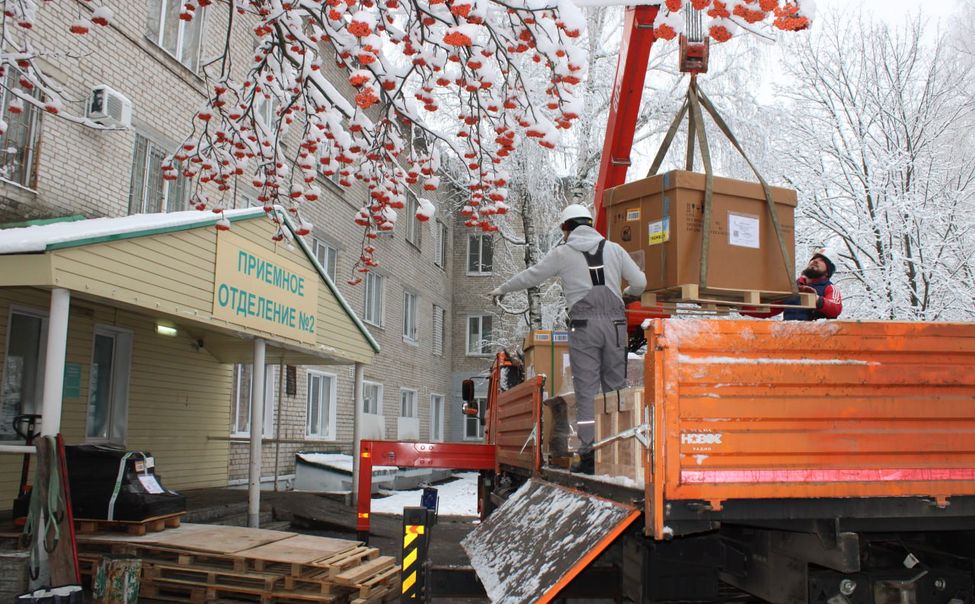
[604,171,797,293]
[523,330,571,400]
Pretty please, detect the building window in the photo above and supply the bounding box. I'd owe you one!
[0,309,47,439]
[467,234,493,275]
[400,388,417,418]
[129,134,189,214]
[432,305,445,357]
[430,394,444,441]
[406,196,422,248]
[403,291,418,344]
[313,237,337,283]
[0,74,41,189]
[306,371,337,440]
[435,221,448,268]
[146,0,205,71]
[466,315,493,356]
[231,364,277,436]
[86,327,133,444]
[364,272,384,327]
[464,398,486,440]
[362,380,383,415]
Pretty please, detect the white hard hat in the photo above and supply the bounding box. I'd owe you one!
[559,204,592,225]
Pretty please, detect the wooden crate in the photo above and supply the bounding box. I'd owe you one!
[595,387,646,481]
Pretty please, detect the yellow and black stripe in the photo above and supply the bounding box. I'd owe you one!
[401,507,429,599]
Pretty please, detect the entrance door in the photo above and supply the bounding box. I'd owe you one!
[1,309,48,439]
[86,327,133,443]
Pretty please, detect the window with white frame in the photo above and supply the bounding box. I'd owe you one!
[362,380,383,415]
[400,388,417,418]
[255,93,277,130]
[312,237,338,282]
[306,371,337,439]
[403,291,418,343]
[86,327,133,444]
[129,134,189,214]
[432,305,445,357]
[430,394,444,441]
[467,234,493,274]
[0,308,47,439]
[364,272,384,326]
[146,0,206,71]
[435,221,448,268]
[0,73,41,189]
[231,364,278,436]
[466,315,493,356]
[464,397,486,440]
[405,196,422,247]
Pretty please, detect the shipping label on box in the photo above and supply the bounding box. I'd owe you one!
[728,212,760,249]
[626,208,641,221]
[648,218,670,245]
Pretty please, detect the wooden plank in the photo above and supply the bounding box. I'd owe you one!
[238,535,360,574]
[333,556,395,586]
[356,565,399,598]
[149,525,296,554]
[311,546,380,577]
[146,561,280,591]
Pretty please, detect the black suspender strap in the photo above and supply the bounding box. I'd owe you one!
[582,240,607,286]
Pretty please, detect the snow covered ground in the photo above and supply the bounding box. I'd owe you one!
[370,471,479,517]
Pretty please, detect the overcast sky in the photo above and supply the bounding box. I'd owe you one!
[817,0,961,26]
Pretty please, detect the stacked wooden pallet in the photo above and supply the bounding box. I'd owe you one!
[77,524,399,603]
[75,511,185,536]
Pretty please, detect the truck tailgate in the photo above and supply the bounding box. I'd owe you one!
[647,319,975,537]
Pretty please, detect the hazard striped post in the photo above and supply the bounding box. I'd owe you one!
[401,507,430,600]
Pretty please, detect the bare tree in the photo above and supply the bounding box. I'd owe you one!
[774,11,975,320]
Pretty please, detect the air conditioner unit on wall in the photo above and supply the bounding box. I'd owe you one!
[87,85,132,128]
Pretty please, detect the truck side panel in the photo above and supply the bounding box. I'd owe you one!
[647,319,975,537]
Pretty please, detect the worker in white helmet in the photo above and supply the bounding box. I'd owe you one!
[490,204,647,474]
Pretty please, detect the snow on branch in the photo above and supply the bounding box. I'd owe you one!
[653,0,813,44]
[164,0,588,282]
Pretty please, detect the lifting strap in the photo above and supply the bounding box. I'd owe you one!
[647,76,797,293]
[582,239,607,286]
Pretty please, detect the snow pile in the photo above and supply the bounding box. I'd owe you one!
[371,471,480,517]
[296,452,397,474]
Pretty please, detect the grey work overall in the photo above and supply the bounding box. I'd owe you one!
[567,240,627,449]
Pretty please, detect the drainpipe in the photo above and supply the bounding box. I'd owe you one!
[248,338,266,528]
[40,288,70,437]
[351,362,364,506]
[273,361,284,491]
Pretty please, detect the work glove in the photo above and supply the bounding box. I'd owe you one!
[489,289,505,306]
[622,294,641,306]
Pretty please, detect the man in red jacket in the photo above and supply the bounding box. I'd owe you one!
[744,251,843,320]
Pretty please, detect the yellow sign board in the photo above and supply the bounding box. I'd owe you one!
[212,231,319,344]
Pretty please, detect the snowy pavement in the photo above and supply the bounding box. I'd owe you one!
[370,471,479,517]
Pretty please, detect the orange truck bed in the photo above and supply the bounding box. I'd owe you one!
[644,319,975,539]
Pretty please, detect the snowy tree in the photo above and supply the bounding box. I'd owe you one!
[772,11,975,320]
[0,0,813,282]
[0,0,592,277]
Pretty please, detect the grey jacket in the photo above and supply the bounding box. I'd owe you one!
[492,226,647,310]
